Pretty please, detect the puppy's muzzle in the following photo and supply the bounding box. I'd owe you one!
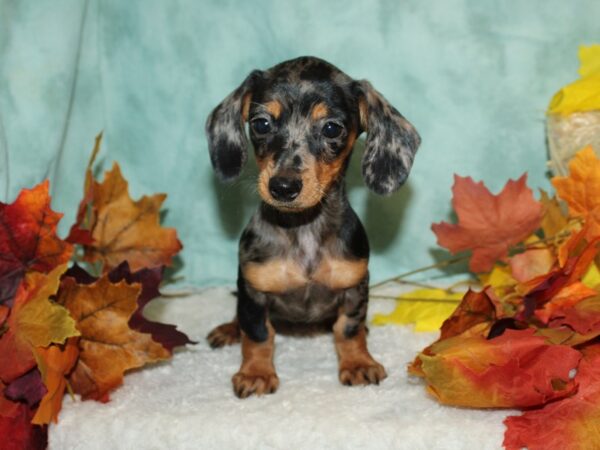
[268,176,303,202]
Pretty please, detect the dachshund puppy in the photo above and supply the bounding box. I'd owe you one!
[205,56,420,398]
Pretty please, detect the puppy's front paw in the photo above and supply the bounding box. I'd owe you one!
[339,360,387,386]
[232,370,280,398]
[207,321,240,348]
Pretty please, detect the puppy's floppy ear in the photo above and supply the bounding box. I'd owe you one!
[355,80,421,195]
[205,70,263,181]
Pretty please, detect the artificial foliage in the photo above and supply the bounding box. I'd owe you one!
[0,135,191,450]
[407,146,600,449]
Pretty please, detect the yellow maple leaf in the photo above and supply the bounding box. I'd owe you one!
[548,45,600,115]
[372,288,462,332]
[0,265,80,382]
[18,266,80,348]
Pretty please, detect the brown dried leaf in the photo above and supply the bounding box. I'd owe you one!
[58,275,169,401]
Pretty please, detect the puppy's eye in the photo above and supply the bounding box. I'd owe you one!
[251,118,272,135]
[322,122,343,139]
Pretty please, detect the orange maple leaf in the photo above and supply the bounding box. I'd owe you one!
[85,163,182,271]
[432,175,543,272]
[552,146,600,239]
[69,139,182,272]
[0,266,79,383]
[0,181,73,305]
[31,338,79,424]
[58,274,170,401]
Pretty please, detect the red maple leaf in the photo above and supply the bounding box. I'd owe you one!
[0,402,47,450]
[416,328,581,408]
[432,175,542,272]
[503,344,600,449]
[0,181,72,306]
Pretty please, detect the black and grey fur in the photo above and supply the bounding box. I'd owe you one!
[205,56,420,397]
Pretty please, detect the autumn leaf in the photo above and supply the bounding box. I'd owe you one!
[65,262,194,353]
[0,305,7,328]
[536,325,600,347]
[534,282,597,324]
[66,133,102,246]
[539,190,569,239]
[0,381,19,419]
[509,248,555,283]
[583,261,600,289]
[503,344,600,450]
[548,294,600,335]
[432,175,543,272]
[408,288,498,376]
[371,288,463,332]
[438,288,498,340]
[417,329,580,408]
[58,274,170,401]
[0,403,47,450]
[0,181,73,305]
[552,146,600,240]
[71,156,182,272]
[107,262,194,352]
[0,265,79,383]
[4,369,46,407]
[517,233,600,318]
[479,264,519,312]
[32,338,79,424]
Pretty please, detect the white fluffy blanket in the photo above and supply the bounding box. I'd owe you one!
[49,287,513,450]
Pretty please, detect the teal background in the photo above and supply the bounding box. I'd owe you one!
[0,0,598,287]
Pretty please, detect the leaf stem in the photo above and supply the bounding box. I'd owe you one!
[370,255,469,290]
[369,294,461,304]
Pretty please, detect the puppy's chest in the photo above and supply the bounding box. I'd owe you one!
[242,229,367,294]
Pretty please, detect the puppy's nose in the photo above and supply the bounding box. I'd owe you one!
[268,176,302,202]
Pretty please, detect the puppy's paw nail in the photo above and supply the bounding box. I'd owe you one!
[232,371,279,398]
[206,322,241,349]
[339,362,387,386]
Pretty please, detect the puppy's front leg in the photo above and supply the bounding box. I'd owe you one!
[334,276,387,386]
[232,269,279,398]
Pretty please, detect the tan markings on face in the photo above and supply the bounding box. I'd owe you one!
[265,100,282,119]
[232,322,279,397]
[256,154,321,210]
[242,259,308,293]
[312,255,367,290]
[242,92,252,121]
[333,315,387,385]
[358,97,368,130]
[257,156,276,201]
[314,129,357,190]
[256,129,357,211]
[311,102,329,121]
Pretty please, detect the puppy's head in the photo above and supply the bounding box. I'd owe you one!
[206,57,421,211]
